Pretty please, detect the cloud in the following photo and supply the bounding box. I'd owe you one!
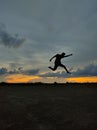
[0,67,8,75]
[40,71,66,78]
[0,23,25,48]
[73,63,97,77]
[41,63,97,78]
[40,70,69,78]
[23,69,40,75]
[8,62,40,75]
[0,62,40,76]
[8,68,40,76]
[8,63,23,74]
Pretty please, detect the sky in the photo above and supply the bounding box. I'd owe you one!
[0,0,97,83]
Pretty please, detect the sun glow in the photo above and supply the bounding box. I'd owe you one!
[5,74,40,83]
[66,76,97,83]
[4,74,97,83]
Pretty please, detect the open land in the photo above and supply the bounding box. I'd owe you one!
[0,83,97,130]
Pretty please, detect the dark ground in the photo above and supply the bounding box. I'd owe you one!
[0,83,97,130]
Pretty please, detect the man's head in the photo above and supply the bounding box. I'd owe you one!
[61,52,65,56]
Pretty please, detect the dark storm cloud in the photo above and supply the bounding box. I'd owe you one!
[9,63,22,70]
[41,63,97,78]
[73,64,97,77]
[8,63,40,75]
[0,62,40,76]
[0,67,7,75]
[23,69,40,75]
[0,23,25,48]
[8,68,40,76]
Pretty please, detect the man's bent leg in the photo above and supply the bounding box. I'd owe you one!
[48,64,58,71]
[60,64,71,73]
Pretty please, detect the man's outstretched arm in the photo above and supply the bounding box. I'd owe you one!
[64,54,73,58]
[49,55,56,62]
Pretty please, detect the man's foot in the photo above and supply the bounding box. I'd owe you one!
[67,71,71,74]
[48,66,52,70]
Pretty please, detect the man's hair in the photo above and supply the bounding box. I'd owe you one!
[61,52,65,55]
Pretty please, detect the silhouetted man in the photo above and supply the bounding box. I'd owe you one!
[48,52,73,74]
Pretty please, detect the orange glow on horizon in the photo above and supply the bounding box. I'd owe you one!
[5,74,40,83]
[5,74,97,83]
[66,76,97,83]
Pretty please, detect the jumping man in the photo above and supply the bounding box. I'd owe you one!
[48,52,73,74]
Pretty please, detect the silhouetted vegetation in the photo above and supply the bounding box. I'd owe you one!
[0,82,97,87]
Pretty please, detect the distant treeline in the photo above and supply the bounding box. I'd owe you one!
[0,82,97,87]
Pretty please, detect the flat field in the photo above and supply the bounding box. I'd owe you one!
[0,83,97,130]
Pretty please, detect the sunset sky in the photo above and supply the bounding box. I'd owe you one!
[0,0,97,83]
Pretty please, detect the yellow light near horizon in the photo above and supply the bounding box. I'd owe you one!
[5,74,97,83]
[5,74,40,83]
[66,76,97,83]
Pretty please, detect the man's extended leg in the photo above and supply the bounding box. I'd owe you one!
[48,64,58,71]
[60,64,71,73]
